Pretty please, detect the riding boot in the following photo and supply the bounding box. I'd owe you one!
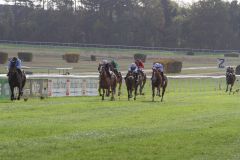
[125,72,130,80]
[17,69,23,78]
[161,72,164,86]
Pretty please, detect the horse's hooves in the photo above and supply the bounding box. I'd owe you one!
[134,98,136,101]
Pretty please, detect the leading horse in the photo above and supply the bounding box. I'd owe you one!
[8,62,26,100]
[151,69,168,102]
[125,71,136,100]
[226,67,236,94]
[138,71,146,95]
[98,65,117,101]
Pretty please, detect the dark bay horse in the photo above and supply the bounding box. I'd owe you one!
[109,65,122,97]
[8,63,26,100]
[138,71,146,95]
[98,65,117,101]
[151,69,162,102]
[226,67,236,94]
[125,71,144,100]
[125,72,136,100]
[151,69,168,102]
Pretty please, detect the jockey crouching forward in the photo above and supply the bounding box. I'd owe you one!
[135,59,144,77]
[110,60,120,77]
[125,63,138,80]
[152,63,164,83]
[8,57,23,77]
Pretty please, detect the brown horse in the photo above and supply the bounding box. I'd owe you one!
[138,71,146,95]
[98,65,117,101]
[151,69,168,102]
[109,65,122,97]
[226,67,236,94]
[151,69,162,102]
[125,71,137,100]
[8,62,26,100]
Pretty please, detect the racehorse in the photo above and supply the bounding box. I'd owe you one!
[125,71,136,100]
[151,69,162,102]
[98,65,117,101]
[226,67,236,94]
[109,65,122,97]
[151,69,168,102]
[138,71,146,95]
[8,62,26,100]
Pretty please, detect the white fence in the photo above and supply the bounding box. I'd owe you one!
[0,74,239,99]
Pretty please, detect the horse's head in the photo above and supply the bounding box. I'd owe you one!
[99,65,107,77]
[8,61,18,76]
[152,68,161,77]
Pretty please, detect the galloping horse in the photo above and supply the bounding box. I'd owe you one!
[8,62,26,100]
[138,71,146,95]
[151,69,162,102]
[125,72,136,100]
[98,65,117,101]
[109,65,122,97]
[226,67,236,94]
[151,69,168,102]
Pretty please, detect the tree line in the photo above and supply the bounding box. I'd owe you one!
[1,0,240,50]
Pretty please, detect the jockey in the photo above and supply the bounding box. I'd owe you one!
[125,63,138,80]
[153,63,164,73]
[152,62,164,83]
[110,59,119,76]
[8,57,22,76]
[135,59,144,76]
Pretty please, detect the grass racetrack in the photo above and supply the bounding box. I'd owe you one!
[1,83,240,160]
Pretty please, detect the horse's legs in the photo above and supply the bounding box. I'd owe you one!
[102,89,105,100]
[152,85,155,102]
[17,83,22,100]
[226,84,229,92]
[161,86,166,102]
[157,85,161,97]
[111,86,115,101]
[230,84,233,94]
[98,87,102,96]
[18,87,21,100]
[134,85,138,101]
[141,76,146,95]
[127,89,130,101]
[118,81,122,96]
[10,86,14,101]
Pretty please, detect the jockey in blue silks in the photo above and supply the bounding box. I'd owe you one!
[152,62,164,80]
[125,63,138,80]
[8,57,23,76]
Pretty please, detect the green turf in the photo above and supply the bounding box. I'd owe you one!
[0,80,240,160]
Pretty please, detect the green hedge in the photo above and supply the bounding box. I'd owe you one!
[134,53,147,62]
[91,55,96,61]
[236,65,240,75]
[155,59,182,73]
[0,52,8,64]
[64,53,79,63]
[224,53,239,57]
[18,52,33,62]
[186,51,194,56]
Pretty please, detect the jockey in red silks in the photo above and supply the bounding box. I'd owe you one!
[135,59,144,76]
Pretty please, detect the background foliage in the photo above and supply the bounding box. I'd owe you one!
[1,0,240,50]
